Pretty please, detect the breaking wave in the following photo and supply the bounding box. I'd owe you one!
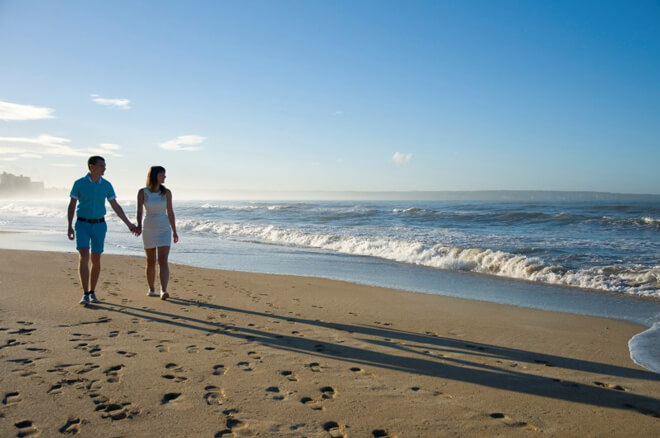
[178,219,659,297]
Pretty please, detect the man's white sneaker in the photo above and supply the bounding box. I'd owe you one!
[147,290,159,297]
[160,291,169,300]
[89,292,99,303]
[79,294,90,305]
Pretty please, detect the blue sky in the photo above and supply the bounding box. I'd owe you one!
[1,0,659,197]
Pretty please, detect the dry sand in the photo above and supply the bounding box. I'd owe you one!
[0,249,658,437]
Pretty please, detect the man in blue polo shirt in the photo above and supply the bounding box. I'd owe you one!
[67,156,139,305]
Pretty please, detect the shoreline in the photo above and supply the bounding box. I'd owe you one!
[1,249,659,436]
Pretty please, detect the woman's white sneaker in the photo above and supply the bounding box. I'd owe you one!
[147,290,159,297]
[160,291,169,300]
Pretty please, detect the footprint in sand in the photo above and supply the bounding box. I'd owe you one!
[306,362,322,373]
[349,367,363,374]
[14,419,39,437]
[1,338,20,349]
[281,370,298,382]
[489,413,538,431]
[76,363,100,375]
[162,363,187,382]
[69,333,97,342]
[237,361,253,372]
[3,391,21,406]
[8,328,36,336]
[156,344,170,353]
[161,374,187,383]
[323,421,348,438]
[96,401,139,420]
[320,386,336,400]
[117,350,136,358]
[104,365,124,383]
[300,397,324,411]
[86,380,102,391]
[161,393,182,405]
[59,417,82,434]
[108,331,119,338]
[186,345,199,354]
[594,381,628,391]
[204,385,225,405]
[247,351,262,361]
[266,386,285,401]
[213,365,227,376]
[301,386,337,410]
[372,429,397,437]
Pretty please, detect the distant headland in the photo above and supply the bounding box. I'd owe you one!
[0,172,65,198]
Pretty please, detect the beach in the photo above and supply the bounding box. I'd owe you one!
[1,249,658,437]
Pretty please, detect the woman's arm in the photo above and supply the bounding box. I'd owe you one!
[166,189,178,243]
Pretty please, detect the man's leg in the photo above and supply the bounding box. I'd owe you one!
[90,253,101,293]
[78,248,90,293]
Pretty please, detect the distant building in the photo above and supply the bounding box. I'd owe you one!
[0,172,45,195]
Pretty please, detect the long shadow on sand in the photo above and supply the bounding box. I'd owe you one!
[93,298,660,417]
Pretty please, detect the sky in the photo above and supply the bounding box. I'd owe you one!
[1,0,659,198]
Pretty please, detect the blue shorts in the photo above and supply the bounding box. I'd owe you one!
[75,220,107,254]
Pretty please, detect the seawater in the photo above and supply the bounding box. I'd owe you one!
[1,199,658,372]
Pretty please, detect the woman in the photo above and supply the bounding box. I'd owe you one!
[136,166,178,300]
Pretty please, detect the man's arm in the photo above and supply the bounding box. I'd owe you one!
[67,198,77,240]
[109,199,138,235]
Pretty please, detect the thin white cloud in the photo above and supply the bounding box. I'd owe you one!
[91,94,131,110]
[159,135,206,151]
[51,163,78,168]
[0,134,88,159]
[0,100,55,121]
[88,143,123,157]
[392,152,413,163]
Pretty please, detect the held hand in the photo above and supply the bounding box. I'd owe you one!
[135,225,142,237]
[67,226,75,240]
[173,232,179,244]
[128,223,140,236]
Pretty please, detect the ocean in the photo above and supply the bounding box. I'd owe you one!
[1,199,658,372]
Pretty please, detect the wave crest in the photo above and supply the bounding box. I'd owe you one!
[178,219,659,297]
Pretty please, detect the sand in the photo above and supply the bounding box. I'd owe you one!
[0,249,658,437]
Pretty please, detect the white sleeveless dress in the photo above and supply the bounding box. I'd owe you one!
[142,188,171,249]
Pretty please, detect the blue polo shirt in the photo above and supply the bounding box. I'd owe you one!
[70,174,116,219]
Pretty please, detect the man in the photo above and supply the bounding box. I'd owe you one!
[67,156,138,305]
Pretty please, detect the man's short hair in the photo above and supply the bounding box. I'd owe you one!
[88,156,105,166]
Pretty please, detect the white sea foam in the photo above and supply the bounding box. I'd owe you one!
[629,322,660,373]
[641,217,660,225]
[0,202,64,218]
[178,219,660,297]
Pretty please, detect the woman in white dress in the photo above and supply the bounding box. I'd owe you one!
[136,166,178,300]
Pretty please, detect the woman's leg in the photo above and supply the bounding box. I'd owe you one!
[145,248,157,292]
[157,246,171,292]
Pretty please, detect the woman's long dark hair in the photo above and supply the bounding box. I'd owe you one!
[146,166,167,195]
